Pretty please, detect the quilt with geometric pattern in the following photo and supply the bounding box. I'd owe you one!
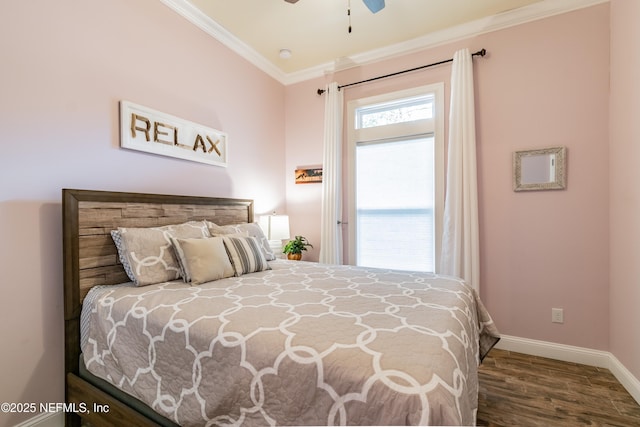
[82,260,499,426]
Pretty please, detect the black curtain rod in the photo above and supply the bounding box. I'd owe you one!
[317,48,487,95]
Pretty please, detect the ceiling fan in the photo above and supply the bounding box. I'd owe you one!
[284,0,385,14]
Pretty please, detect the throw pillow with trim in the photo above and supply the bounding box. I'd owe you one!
[112,221,210,286]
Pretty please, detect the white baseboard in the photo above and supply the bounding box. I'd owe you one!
[608,353,640,406]
[12,411,62,427]
[495,334,640,405]
[495,334,611,367]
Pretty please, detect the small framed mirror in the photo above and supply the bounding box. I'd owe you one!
[513,146,566,191]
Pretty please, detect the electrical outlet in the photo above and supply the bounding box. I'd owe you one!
[552,308,564,323]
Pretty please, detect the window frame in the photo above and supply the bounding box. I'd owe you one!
[346,83,445,269]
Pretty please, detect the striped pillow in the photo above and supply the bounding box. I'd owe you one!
[207,221,276,261]
[221,235,271,276]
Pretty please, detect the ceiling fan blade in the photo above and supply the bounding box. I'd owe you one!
[362,0,385,13]
[284,0,299,3]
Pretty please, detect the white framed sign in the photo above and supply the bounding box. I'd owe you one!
[119,101,228,167]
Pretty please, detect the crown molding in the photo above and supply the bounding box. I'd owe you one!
[158,0,288,83]
[162,0,609,86]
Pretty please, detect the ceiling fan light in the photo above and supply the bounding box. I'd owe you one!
[363,0,385,14]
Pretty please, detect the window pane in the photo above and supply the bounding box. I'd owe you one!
[357,208,434,271]
[355,137,435,271]
[356,95,433,129]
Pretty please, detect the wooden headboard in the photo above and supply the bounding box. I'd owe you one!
[62,189,253,426]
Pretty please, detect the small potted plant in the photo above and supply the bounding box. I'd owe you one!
[283,235,313,260]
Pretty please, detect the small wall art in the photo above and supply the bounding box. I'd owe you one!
[295,166,323,184]
[513,146,566,191]
[120,100,228,167]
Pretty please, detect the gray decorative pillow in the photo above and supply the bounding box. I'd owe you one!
[207,221,276,261]
[221,235,271,276]
[112,221,210,286]
[171,237,235,285]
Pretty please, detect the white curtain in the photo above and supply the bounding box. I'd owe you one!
[319,82,344,264]
[439,48,480,291]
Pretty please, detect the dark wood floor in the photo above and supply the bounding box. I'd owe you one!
[477,349,640,426]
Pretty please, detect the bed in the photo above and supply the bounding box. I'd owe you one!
[63,188,499,426]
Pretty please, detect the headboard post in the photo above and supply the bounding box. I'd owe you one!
[63,189,82,376]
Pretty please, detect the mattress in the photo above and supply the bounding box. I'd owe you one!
[81,260,499,426]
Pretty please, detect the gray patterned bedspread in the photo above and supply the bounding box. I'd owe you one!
[82,260,499,426]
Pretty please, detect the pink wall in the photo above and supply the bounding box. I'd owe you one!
[284,79,325,261]
[0,1,285,426]
[476,5,610,351]
[609,0,640,380]
[285,4,611,351]
[2,1,637,425]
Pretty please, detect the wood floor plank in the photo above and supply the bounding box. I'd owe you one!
[477,349,640,427]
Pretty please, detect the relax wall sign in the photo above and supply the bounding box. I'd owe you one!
[120,101,228,167]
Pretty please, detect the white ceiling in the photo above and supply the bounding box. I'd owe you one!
[162,0,606,84]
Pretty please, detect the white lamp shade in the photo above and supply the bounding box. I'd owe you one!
[259,214,290,241]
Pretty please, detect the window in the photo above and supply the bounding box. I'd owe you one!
[347,84,444,272]
[356,95,434,128]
